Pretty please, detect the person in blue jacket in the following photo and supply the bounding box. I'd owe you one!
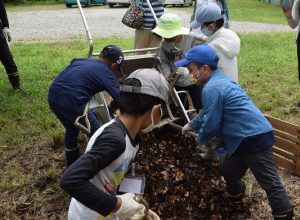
[179,45,294,219]
[48,45,124,167]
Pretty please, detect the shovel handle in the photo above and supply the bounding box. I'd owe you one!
[74,104,91,135]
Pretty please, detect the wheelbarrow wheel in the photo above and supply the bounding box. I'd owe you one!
[66,3,72,8]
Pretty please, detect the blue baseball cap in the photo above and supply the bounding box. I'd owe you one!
[175,45,219,67]
[191,3,223,29]
[101,45,124,67]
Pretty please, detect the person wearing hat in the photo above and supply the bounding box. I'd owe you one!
[60,68,168,220]
[191,0,230,34]
[152,13,205,112]
[179,45,294,219]
[48,45,124,167]
[191,2,240,82]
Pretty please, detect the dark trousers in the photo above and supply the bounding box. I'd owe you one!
[49,99,101,150]
[0,29,18,74]
[175,84,202,112]
[221,147,292,214]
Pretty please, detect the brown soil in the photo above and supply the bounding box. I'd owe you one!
[0,125,299,219]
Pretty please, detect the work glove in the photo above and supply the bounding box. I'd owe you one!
[182,123,193,135]
[148,209,160,220]
[176,67,189,76]
[114,193,145,219]
[3,27,12,42]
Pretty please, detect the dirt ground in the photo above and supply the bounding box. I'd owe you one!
[0,125,299,219]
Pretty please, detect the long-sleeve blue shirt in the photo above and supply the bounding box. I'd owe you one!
[48,58,120,115]
[190,71,273,156]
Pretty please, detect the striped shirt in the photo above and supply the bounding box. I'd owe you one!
[142,0,164,30]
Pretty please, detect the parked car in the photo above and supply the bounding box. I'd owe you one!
[106,0,130,8]
[65,0,107,8]
[164,0,192,7]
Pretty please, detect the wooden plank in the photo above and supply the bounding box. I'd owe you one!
[295,153,300,176]
[273,129,299,143]
[273,146,297,162]
[265,115,300,137]
[273,154,295,173]
[274,136,299,155]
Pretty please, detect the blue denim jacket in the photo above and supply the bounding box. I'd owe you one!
[190,71,273,156]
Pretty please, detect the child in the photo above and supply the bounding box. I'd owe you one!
[179,45,294,219]
[48,45,124,166]
[152,13,205,112]
[60,68,168,220]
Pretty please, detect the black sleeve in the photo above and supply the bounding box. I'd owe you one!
[60,123,126,216]
[0,0,9,28]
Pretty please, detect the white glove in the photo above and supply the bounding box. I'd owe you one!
[148,209,160,220]
[176,67,189,76]
[3,27,12,42]
[182,123,193,135]
[114,193,145,219]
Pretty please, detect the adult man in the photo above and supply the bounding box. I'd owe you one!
[191,2,240,82]
[0,0,21,89]
[191,2,240,160]
[48,45,124,166]
[178,45,294,219]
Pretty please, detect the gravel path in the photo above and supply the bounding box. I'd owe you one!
[7,7,295,41]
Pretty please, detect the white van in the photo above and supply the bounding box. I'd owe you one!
[164,0,192,7]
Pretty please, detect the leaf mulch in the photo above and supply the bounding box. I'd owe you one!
[0,125,299,219]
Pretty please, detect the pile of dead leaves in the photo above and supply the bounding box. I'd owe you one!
[0,125,299,219]
[136,125,251,220]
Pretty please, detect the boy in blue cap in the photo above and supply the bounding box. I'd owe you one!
[48,45,124,166]
[178,45,294,219]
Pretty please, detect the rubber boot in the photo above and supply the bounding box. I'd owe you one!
[7,72,20,89]
[273,209,294,220]
[65,146,80,167]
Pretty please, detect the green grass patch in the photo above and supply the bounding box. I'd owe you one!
[238,32,300,123]
[0,38,133,148]
[0,34,299,148]
[227,0,287,24]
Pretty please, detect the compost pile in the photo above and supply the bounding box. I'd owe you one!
[135,125,251,220]
[1,125,299,219]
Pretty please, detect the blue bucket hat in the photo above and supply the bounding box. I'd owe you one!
[175,44,219,67]
[191,2,223,29]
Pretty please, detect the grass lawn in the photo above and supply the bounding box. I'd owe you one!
[0,33,299,149]
[227,0,287,24]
